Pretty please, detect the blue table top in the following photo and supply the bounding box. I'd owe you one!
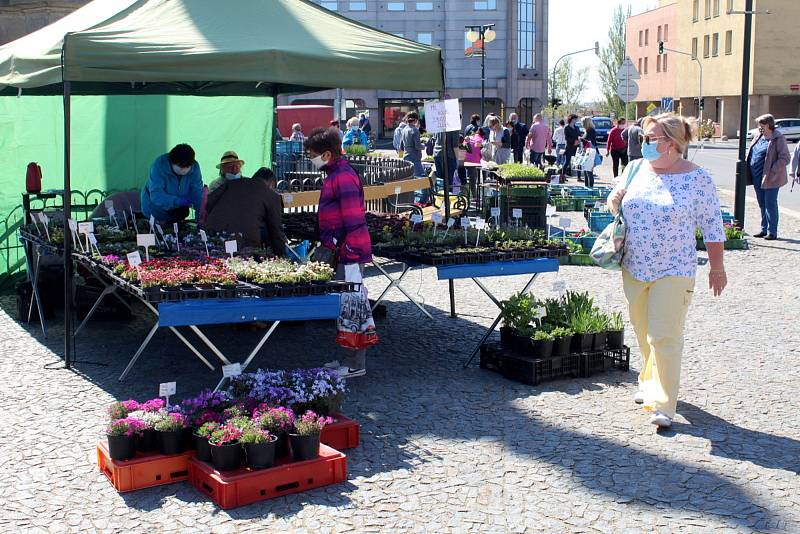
[157,294,341,327]
[436,258,560,280]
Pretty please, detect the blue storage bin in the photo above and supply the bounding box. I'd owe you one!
[588,212,614,233]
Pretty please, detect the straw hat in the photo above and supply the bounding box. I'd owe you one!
[216,150,245,169]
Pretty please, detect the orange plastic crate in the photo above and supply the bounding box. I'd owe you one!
[188,444,347,509]
[321,413,360,450]
[96,440,192,493]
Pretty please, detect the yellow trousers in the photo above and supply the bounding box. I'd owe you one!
[622,270,695,419]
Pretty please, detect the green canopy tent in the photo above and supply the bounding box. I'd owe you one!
[0,0,444,368]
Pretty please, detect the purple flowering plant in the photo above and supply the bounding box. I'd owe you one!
[254,406,295,434]
[180,389,231,426]
[106,417,146,437]
[140,398,166,412]
[292,410,333,437]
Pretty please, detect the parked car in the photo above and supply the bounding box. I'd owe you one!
[591,116,614,143]
[746,118,800,142]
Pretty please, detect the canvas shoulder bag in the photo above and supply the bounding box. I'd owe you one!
[589,160,643,269]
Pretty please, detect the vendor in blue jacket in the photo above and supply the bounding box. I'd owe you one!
[140,144,203,224]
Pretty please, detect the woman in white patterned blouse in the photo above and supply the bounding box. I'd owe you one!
[607,113,727,428]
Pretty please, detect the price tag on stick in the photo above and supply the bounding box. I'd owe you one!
[431,213,443,237]
[410,214,423,228]
[222,363,242,378]
[224,239,238,257]
[149,215,155,233]
[461,216,470,245]
[199,229,209,257]
[394,186,401,214]
[173,223,180,252]
[126,251,142,268]
[490,206,501,225]
[443,217,455,239]
[137,233,156,261]
[159,381,176,407]
[560,217,571,229]
[37,212,51,241]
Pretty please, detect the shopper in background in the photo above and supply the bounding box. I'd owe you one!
[358,113,372,136]
[433,128,460,187]
[464,127,484,200]
[607,117,629,178]
[208,150,245,193]
[607,113,725,429]
[508,113,529,163]
[400,112,425,178]
[289,123,305,142]
[393,116,408,156]
[624,118,644,161]
[791,141,800,191]
[305,127,377,379]
[746,114,791,240]
[141,143,203,224]
[562,114,581,179]
[525,113,552,168]
[342,117,369,149]
[579,117,598,187]
[553,119,567,167]
[329,120,344,139]
[464,114,481,137]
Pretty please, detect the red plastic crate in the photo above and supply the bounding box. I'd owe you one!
[321,413,360,450]
[188,444,347,509]
[96,440,192,493]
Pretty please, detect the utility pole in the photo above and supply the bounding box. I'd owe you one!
[465,24,496,122]
[660,43,703,122]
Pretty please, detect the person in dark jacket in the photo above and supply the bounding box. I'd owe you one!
[508,113,529,163]
[141,143,203,224]
[581,117,598,187]
[463,114,482,137]
[400,112,425,177]
[746,114,791,240]
[562,114,581,179]
[606,118,629,177]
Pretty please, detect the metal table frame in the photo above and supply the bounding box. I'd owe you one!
[370,258,433,320]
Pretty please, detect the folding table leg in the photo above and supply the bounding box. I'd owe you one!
[74,285,116,335]
[371,261,433,319]
[462,273,539,368]
[212,321,281,393]
[168,327,215,371]
[27,250,47,338]
[190,326,232,366]
[118,323,159,381]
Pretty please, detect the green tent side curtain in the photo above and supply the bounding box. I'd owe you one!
[0,0,444,96]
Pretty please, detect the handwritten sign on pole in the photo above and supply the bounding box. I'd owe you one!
[423,99,462,133]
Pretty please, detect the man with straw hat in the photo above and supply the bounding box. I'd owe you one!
[209,150,246,192]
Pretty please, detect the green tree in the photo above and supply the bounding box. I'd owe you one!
[598,4,635,119]
[548,57,588,116]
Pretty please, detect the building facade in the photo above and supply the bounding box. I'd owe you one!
[627,0,800,138]
[285,0,549,137]
[0,0,86,45]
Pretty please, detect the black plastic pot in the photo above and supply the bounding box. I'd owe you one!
[107,434,136,461]
[511,331,532,355]
[290,433,321,462]
[209,441,242,471]
[181,427,194,450]
[553,336,572,356]
[607,330,625,350]
[531,339,553,359]
[592,331,607,351]
[571,333,593,353]
[273,431,290,458]
[157,429,185,456]
[499,326,514,348]
[244,437,277,470]
[137,428,157,452]
[193,433,212,462]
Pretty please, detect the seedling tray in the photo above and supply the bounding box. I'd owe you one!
[96,440,192,493]
[188,444,347,509]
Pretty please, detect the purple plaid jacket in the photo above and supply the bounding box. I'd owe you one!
[318,158,372,264]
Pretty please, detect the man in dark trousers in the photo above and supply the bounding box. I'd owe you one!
[508,113,529,163]
[563,114,581,179]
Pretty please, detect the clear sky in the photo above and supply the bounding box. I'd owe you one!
[548,0,657,103]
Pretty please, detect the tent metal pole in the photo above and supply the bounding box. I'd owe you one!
[271,87,278,171]
[63,79,73,369]
[439,90,456,319]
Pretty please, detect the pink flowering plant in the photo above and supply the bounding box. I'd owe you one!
[208,424,242,446]
[108,399,140,420]
[106,417,146,437]
[240,427,275,444]
[196,421,221,439]
[254,406,296,434]
[153,412,186,432]
[140,398,165,412]
[292,410,333,437]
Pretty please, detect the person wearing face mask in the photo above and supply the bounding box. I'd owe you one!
[400,112,425,177]
[562,114,581,179]
[141,143,203,224]
[342,117,369,149]
[606,118,628,178]
[305,127,376,379]
[607,113,726,429]
[746,114,791,240]
[209,150,246,193]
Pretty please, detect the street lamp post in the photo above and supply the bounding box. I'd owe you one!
[465,24,496,122]
[661,45,703,123]
[550,42,599,129]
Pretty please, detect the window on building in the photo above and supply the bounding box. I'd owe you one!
[727,0,733,12]
[658,25,662,42]
[644,56,648,74]
[713,0,720,16]
[664,24,669,41]
[692,37,698,59]
[693,0,699,21]
[639,31,643,47]
[705,0,711,19]
[417,32,433,45]
[645,29,649,45]
[663,54,668,72]
[703,34,710,57]
[320,1,338,10]
[416,2,433,10]
[387,2,405,10]
[474,0,497,9]
[712,33,719,56]
[656,55,661,73]
[349,1,367,10]
[638,57,642,73]
[517,0,535,69]
[725,30,733,54]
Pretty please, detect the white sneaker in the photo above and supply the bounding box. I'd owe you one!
[323,360,341,369]
[336,366,366,378]
[633,390,645,405]
[649,411,672,428]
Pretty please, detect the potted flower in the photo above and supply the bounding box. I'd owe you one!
[154,413,187,456]
[531,330,554,358]
[108,399,140,421]
[240,427,278,470]
[255,406,295,459]
[208,425,243,471]
[569,309,594,353]
[194,421,220,463]
[289,410,333,462]
[106,417,145,461]
[550,327,573,356]
[288,368,347,416]
[126,409,165,452]
[607,312,625,349]
[590,311,610,351]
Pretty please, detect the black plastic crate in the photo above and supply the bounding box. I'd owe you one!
[500,351,582,386]
[581,346,630,377]
[479,344,504,371]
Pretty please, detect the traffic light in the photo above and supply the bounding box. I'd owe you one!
[658,41,664,55]
[551,98,562,109]
[699,97,705,111]
[693,97,699,107]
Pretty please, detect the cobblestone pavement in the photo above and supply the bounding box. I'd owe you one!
[1,191,798,533]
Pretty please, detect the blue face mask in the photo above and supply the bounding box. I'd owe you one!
[641,141,662,161]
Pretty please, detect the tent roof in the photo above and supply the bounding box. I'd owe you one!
[0,0,443,96]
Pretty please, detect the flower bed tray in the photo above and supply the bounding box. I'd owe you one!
[581,346,631,377]
[96,440,193,493]
[188,444,347,509]
[320,413,360,450]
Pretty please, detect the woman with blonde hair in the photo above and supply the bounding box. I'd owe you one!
[607,113,726,428]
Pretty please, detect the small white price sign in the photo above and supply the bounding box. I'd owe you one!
[559,217,571,229]
[107,206,116,217]
[104,200,114,209]
[88,233,98,246]
[149,215,156,230]
[222,363,242,378]
[199,229,208,242]
[460,217,471,228]
[560,188,569,197]
[546,205,557,217]
[67,219,78,232]
[159,381,176,397]
[475,219,486,230]
[126,251,142,267]
[410,214,423,225]
[78,221,94,234]
[512,208,523,219]
[431,213,443,224]
[137,233,156,248]
[155,224,164,236]
[447,217,456,228]
[394,186,402,195]
[533,306,547,319]
[490,207,501,218]
[173,223,179,234]
[224,240,238,255]
[38,212,49,225]
[283,194,294,204]
[595,201,604,209]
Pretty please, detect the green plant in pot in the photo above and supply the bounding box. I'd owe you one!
[290,411,333,462]
[153,413,187,456]
[569,309,595,353]
[256,406,295,458]
[531,329,554,358]
[193,421,220,463]
[607,312,625,349]
[240,426,277,470]
[549,327,573,356]
[499,292,538,349]
[589,311,611,351]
